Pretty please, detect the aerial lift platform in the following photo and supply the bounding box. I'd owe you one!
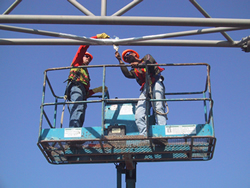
[2,1,249,187]
[37,63,216,187]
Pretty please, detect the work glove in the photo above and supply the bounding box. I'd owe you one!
[64,95,67,100]
[92,86,108,93]
[96,33,110,39]
[115,51,122,61]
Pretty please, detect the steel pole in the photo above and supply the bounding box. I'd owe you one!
[0,38,242,47]
[67,0,95,16]
[101,0,107,16]
[0,15,250,27]
[0,24,244,45]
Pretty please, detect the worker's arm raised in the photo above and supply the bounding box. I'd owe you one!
[115,51,135,79]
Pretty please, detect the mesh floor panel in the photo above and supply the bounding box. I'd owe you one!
[38,137,216,164]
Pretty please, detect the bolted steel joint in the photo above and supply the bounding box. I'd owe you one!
[241,36,250,52]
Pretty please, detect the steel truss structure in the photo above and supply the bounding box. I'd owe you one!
[1,1,247,187]
[0,0,249,51]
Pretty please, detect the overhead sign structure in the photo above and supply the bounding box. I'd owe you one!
[1,1,247,188]
[0,0,249,51]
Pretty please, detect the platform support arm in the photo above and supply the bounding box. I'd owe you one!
[116,163,125,188]
[125,163,136,188]
[115,162,137,188]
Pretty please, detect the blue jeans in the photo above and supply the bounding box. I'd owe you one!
[135,78,167,136]
[69,83,87,127]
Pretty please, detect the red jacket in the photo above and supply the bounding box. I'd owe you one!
[70,36,97,97]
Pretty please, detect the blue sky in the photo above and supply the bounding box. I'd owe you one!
[0,0,249,188]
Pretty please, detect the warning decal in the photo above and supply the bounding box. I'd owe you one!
[165,125,196,135]
[64,128,82,138]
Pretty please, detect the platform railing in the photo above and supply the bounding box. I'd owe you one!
[39,63,214,139]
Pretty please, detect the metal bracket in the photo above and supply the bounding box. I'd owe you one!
[240,36,250,52]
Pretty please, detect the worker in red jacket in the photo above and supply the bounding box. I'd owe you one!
[65,33,109,128]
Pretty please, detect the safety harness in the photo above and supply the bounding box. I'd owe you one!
[134,66,169,116]
[64,67,90,101]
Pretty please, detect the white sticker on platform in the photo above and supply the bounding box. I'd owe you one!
[64,128,82,137]
[165,125,196,135]
[110,104,118,111]
[120,105,133,115]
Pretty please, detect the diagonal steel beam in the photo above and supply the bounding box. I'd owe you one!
[112,0,143,16]
[189,0,234,42]
[0,24,244,45]
[113,27,244,44]
[0,38,242,48]
[67,0,95,16]
[2,0,22,15]
[0,24,104,44]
